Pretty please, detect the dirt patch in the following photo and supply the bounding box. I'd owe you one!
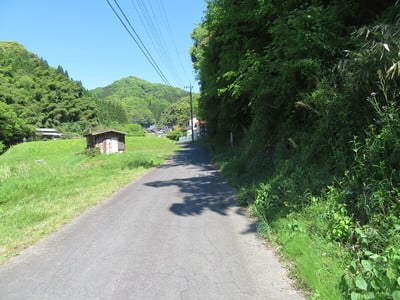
[0,246,8,255]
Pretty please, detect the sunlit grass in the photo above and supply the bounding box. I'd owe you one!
[210,145,349,299]
[270,211,349,300]
[0,136,178,264]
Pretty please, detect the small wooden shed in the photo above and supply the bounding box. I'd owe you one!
[85,129,127,154]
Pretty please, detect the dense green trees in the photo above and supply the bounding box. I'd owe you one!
[91,76,190,127]
[95,99,128,126]
[0,102,31,149]
[159,94,199,128]
[0,42,98,145]
[192,0,400,297]
[0,42,193,151]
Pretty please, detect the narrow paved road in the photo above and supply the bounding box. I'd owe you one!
[0,145,304,299]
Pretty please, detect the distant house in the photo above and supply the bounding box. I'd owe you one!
[84,129,127,154]
[185,116,207,141]
[36,128,62,139]
[186,116,199,130]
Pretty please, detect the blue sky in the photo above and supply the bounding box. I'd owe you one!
[0,0,205,92]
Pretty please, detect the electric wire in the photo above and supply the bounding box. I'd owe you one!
[105,0,171,86]
[112,0,171,86]
[157,0,190,80]
[106,0,192,89]
[129,0,171,77]
[131,0,183,85]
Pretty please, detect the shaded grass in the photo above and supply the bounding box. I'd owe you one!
[0,136,178,264]
[209,144,349,299]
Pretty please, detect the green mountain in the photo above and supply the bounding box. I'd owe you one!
[91,76,189,126]
[0,41,192,152]
[0,41,98,147]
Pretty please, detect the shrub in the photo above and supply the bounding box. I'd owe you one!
[83,147,100,157]
[122,123,145,137]
[343,246,400,299]
[327,95,400,297]
[166,130,184,141]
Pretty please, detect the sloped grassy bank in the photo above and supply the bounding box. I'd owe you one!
[210,123,400,300]
[210,146,348,299]
[0,137,178,264]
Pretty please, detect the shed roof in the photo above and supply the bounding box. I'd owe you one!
[84,129,128,137]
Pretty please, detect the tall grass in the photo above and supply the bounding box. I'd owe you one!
[0,137,178,264]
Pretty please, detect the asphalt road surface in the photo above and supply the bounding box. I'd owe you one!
[0,144,304,300]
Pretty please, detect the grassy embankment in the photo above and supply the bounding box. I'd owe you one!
[210,146,349,300]
[0,136,178,264]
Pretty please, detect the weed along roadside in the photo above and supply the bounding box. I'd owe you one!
[209,145,350,300]
[209,136,400,299]
[0,136,178,264]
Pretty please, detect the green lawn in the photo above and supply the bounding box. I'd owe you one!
[0,136,178,264]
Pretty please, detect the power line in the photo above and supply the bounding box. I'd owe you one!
[105,0,171,86]
[129,0,172,78]
[111,0,171,85]
[158,0,190,80]
[130,0,184,85]
[147,0,182,81]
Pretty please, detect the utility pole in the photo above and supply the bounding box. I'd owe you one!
[185,84,195,143]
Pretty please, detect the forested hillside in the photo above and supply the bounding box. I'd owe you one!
[192,1,400,298]
[159,93,200,128]
[0,42,98,148]
[91,76,189,126]
[0,41,194,152]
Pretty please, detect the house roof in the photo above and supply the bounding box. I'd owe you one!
[36,128,59,132]
[84,129,128,137]
[35,128,62,137]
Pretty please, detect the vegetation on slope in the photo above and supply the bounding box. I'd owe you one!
[192,1,400,298]
[0,41,198,152]
[0,137,178,265]
[91,76,190,127]
[159,93,200,128]
[0,42,98,141]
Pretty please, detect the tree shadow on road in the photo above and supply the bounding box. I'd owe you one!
[146,174,236,216]
[145,144,257,235]
[158,143,215,172]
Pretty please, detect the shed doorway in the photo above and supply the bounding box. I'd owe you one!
[103,137,119,154]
